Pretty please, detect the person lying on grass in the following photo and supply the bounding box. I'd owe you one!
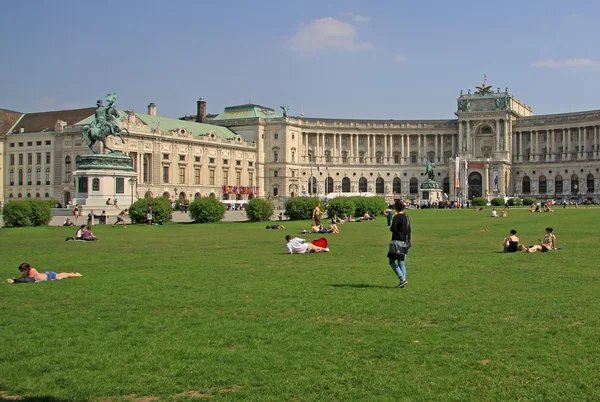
[285,235,329,254]
[518,227,557,252]
[6,262,82,283]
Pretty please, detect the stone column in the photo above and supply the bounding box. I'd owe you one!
[417,134,422,162]
[458,121,463,153]
[578,127,582,159]
[434,134,439,162]
[535,130,539,162]
[406,135,411,164]
[384,134,388,164]
[562,129,567,160]
[504,119,509,152]
[495,119,500,151]
[400,135,405,164]
[595,125,598,159]
[512,132,517,161]
[550,129,555,161]
[466,121,471,153]
[519,131,523,162]
[451,134,455,157]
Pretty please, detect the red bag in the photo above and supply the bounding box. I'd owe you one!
[311,237,327,248]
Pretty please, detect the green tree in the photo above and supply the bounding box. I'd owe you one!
[1,199,52,227]
[285,197,320,220]
[129,197,173,224]
[189,197,225,223]
[245,198,275,222]
[491,197,505,206]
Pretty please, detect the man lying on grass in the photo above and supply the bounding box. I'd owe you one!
[285,235,329,254]
[5,262,82,283]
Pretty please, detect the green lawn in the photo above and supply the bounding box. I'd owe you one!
[1,207,599,401]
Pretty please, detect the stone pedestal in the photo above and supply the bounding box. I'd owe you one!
[420,179,443,202]
[73,153,137,211]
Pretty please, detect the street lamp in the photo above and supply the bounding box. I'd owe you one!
[129,177,137,205]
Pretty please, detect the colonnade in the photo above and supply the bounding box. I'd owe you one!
[512,126,600,162]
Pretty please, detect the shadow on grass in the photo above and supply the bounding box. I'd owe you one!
[0,395,72,402]
[329,283,397,289]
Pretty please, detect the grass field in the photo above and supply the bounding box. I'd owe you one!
[1,207,599,401]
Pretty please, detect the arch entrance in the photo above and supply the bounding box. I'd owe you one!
[468,172,482,199]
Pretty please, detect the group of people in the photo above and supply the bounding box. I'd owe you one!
[491,208,508,218]
[503,227,557,253]
[106,198,119,208]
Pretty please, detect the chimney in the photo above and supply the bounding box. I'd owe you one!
[148,103,157,116]
[196,98,207,123]
[20,127,25,133]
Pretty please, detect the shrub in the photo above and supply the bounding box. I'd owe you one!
[471,197,488,207]
[285,197,320,220]
[1,199,51,227]
[130,197,173,224]
[522,197,538,206]
[491,198,505,207]
[245,198,275,222]
[189,197,225,223]
[325,197,355,219]
[507,198,523,206]
[350,196,388,217]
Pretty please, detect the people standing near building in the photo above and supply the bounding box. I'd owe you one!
[73,204,80,222]
[387,200,411,288]
[87,210,95,226]
[146,204,153,226]
[312,203,323,226]
[114,198,119,209]
[113,209,128,228]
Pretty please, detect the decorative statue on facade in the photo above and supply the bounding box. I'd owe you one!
[425,159,435,181]
[82,94,129,153]
[280,105,289,117]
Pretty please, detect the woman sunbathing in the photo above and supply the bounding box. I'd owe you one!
[7,262,82,283]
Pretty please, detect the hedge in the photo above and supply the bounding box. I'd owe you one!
[245,198,275,222]
[490,197,505,206]
[1,199,52,227]
[350,196,388,217]
[522,197,538,206]
[189,197,225,223]
[325,197,355,219]
[471,197,488,207]
[507,198,523,206]
[130,197,173,224]
[285,197,320,220]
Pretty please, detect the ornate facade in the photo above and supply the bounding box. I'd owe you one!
[2,85,599,207]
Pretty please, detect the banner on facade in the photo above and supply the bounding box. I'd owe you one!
[454,157,460,189]
[493,170,499,192]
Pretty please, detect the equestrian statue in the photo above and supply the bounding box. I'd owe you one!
[82,93,129,153]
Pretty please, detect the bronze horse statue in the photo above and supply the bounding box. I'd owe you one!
[82,95,129,153]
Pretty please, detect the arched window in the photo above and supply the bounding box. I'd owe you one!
[35,193,40,198]
[358,177,367,192]
[26,193,31,198]
[9,193,14,198]
[45,167,51,184]
[571,175,579,194]
[27,168,32,185]
[410,152,418,164]
[18,169,23,185]
[143,156,150,183]
[376,177,385,194]
[393,152,400,164]
[342,177,350,192]
[325,177,334,194]
[291,149,295,163]
[587,174,594,193]
[273,150,279,163]
[539,175,547,193]
[9,169,14,185]
[163,192,170,199]
[443,177,450,195]
[209,192,216,199]
[194,192,201,200]
[75,155,82,169]
[308,176,316,195]
[376,151,383,164]
[409,178,419,194]
[522,176,531,193]
[65,156,72,182]
[555,175,563,193]
[36,167,41,184]
[44,192,50,198]
[18,193,22,198]
[393,177,402,194]
[272,187,279,196]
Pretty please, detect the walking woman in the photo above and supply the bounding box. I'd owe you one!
[387,200,411,288]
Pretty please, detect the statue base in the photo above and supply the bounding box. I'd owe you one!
[420,180,443,203]
[73,153,137,211]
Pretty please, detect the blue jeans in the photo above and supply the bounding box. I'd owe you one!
[388,256,406,281]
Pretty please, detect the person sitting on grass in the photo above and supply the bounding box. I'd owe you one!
[519,227,557,252]
[75,224,86,240]
[63,218,75,227]
[343,214,356,222]
[81,225,98,241]
[502,229,519,252]
[491,209,498,217]
[6,262,82,283]
[285,235,329,254]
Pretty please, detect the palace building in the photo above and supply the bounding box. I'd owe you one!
[1,84,600,207]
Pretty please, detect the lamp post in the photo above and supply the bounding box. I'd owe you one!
[308,147,314,196]
[129,177,137,206]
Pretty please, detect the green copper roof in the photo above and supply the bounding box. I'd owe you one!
[212,104,283,121]
[76,111,238,139]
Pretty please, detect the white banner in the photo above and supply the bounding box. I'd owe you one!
[454,157,460,189]
[493,170,499,192]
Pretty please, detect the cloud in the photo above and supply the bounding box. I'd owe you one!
[287,17,373,53]
[393,55,406,63]
[532,58,600,68]
[353,15,371,23]
[339,12,371,23]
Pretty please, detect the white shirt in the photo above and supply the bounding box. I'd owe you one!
[286,237,309,254]
[491,210,497,217]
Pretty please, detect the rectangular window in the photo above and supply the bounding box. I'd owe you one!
[27,142,33,146]
[10,143,15,148]
[209,169,215,185]
[78,177,88,193]
[163,153,169,160]
[36,153,42,164]
[27,153,32,165]
[236,160,241,166]
[162,166,169,183]
[9,154,15,165]
[179,167,185,184]
[115,177,124,194]
[18,142,23,147]
[45,141,51,145]
[19,154,23,165]
[274,171,279,177]
[223,159,229,165]
[179,155,185,161]
[45,152,51,164]
[274,133,279,140]
[292,134,295,140]
[194,168,201,184]
[194,156,201,162]
[36,141,42,146]
[45,168,51,184]
[92,178,100,192]
[273,187,279,196]
[248,161,253,167]
[223,169,229,185]
[248,172,253,187]
[236,171,241,186]
[209,157,215,164]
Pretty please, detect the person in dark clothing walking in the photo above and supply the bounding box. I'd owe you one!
[387,200,411,288]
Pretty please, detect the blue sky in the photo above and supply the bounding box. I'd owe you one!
[1,0,599,120]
